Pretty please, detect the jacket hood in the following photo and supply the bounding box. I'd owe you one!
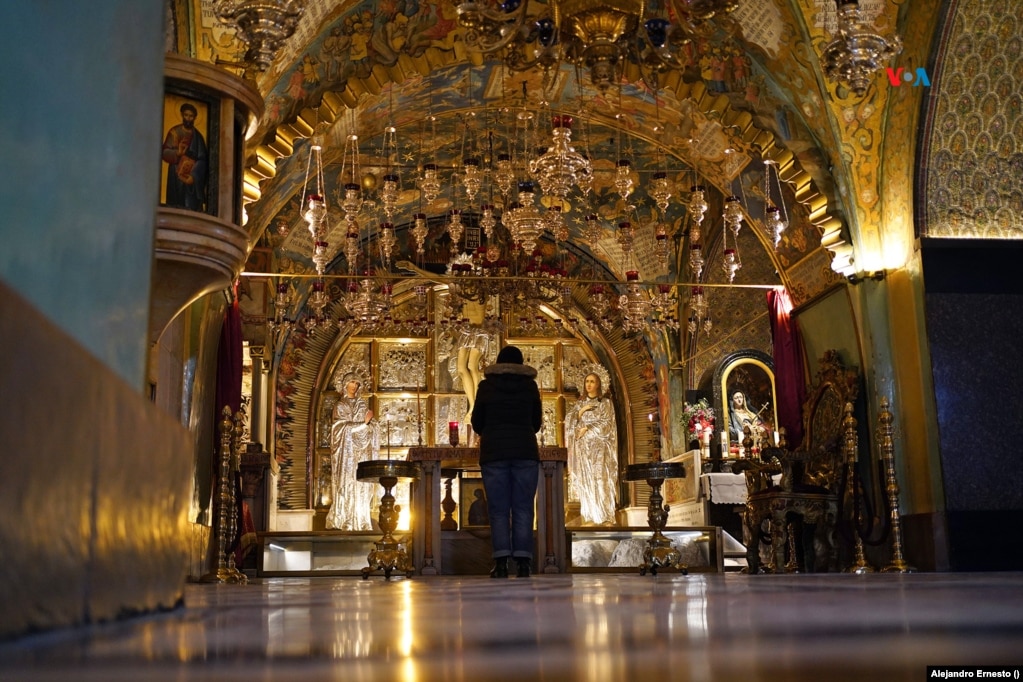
[484,362,538,378]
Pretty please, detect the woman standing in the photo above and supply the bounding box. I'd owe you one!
[565,370,618,525]
[325,374,379,531]
[470,345,543,578]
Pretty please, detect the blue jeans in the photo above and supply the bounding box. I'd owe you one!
[480,460,539,560]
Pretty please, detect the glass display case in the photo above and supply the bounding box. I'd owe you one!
[568,526,723,573]
[257,531,412,577]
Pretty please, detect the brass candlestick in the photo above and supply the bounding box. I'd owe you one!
[357,460,420,579]
[843,401,874,574]
[878,397,913,573]
[440,469,458,530]
[201,407,246,584]
[227,408,247,582]
[624,461,688,576]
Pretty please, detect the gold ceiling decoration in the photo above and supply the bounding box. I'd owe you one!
[456,0,739,91]
[245,1,826,342]
[820,0,902,97]
[214,0,305,73]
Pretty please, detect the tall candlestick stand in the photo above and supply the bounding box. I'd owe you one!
[842,401,874,573]
[624,461,688,576]
[357,460,420,579]
[879,397,914,573]
[201,407,246,584]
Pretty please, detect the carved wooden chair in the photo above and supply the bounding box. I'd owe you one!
[741,351,859,573]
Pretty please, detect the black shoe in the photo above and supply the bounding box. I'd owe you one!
[515,558,531,578]
[490,557,509,578]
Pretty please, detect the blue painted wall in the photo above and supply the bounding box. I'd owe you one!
[0,1,166,388]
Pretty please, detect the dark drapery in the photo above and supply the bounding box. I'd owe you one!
[768,287,806,448]
[215,289,243,418]
[214,287,245,556]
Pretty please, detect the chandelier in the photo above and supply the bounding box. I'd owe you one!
[820,0,902,97]
[720,195,743,283]
[215,0,305,72]
[266,50,781,342]
[456,0,739,91]
[762,159,788,248]
[504,181,546,255]
[530,115,592,198]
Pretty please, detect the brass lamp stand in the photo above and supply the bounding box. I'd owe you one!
[878,397,914,573]
[357,460,420,579]
[624,461,688,576]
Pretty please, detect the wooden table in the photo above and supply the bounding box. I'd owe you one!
[407,446,568,575]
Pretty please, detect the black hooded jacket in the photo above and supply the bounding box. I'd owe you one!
[471,362,542,464]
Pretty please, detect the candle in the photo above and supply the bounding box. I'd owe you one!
[773,430,780,446]
[449,421,460,447]
[417,382,426,447]
[721,431,729,453]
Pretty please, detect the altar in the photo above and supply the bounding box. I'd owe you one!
[407,446,569,574]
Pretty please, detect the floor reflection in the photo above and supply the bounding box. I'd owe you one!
[1,574,1022,681]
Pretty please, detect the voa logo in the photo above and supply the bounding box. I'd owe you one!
[886,67,930,87]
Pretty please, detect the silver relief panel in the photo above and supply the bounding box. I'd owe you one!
[518,344,557,391]
[331,342,372,391]
[539,396,560,447]
[379,342,427,390]
[562,345,592,393]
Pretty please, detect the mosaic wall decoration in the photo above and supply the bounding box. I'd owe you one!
[690,223,778,387]
[924,0,1023,238]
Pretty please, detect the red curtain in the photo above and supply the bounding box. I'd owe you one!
[215,288,243,417]
[214,287,245,556]
[767,287,806,448]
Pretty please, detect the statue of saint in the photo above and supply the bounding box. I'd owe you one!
[325,374,380,530]
[565,366,618,525]
[728,390,767,445]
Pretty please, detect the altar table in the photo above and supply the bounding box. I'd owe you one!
[407,446,568,574]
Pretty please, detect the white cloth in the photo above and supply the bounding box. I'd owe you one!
[700,473,749,505]
[699,472,782,505]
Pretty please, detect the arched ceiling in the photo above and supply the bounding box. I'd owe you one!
[176,0,920,305]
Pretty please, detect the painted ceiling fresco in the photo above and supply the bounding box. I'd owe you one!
[184,0,869,305]
[171,0,957,507]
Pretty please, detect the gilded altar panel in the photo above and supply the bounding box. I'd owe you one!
[516,344,558,392]
[377,396,424,450]
[378,342,427,391]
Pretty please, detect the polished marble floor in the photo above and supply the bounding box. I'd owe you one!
[1,572,1022,681]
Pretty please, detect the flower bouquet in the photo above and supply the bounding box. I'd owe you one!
[681,398,715,445]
